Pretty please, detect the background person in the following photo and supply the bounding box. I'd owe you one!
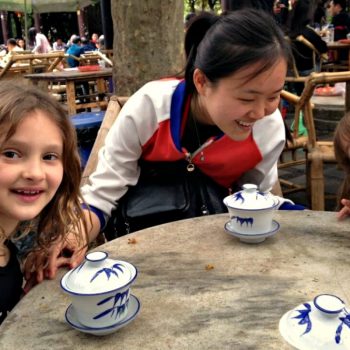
[28,27,52,54]
[329,0,350,41]
[52,38,66,51]
[285,0,328,95]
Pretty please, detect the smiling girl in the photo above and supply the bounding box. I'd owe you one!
[0,83,87,324]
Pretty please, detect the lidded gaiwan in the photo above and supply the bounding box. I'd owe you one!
[61,251,138,328]
[279,294,350,349]
[223,184,279,234]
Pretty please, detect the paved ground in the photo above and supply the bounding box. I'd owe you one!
[278,106,345,212]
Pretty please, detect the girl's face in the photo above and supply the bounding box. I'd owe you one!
[194,58,287,141]
[0,110,64,235]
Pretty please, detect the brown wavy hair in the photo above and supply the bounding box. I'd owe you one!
[334,112,350,210]
[0,82,88,249]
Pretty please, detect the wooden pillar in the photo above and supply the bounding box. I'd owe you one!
[0,11,8,43]
[34,13,40,32]
[221,0,234,11]
[100,0,113,49]
[77,8,85,38]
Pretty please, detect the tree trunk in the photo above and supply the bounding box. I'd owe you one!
[111,1,184,96]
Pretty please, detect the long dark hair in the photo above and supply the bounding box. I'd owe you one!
[287,0,315,39]
[184,9,290,94]
[28,27,37,47]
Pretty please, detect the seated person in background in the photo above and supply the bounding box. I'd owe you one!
[90,33,99,49]
[81,37,96,52]
[0,38,24,68]
[66,36,83,68]
[0,45,6,57]
[96,35,105,51]
[52,38,66,51]
[274,0,289,30]
[24,9,303,284]
[16,38,25,50]
[313,0,328,28]
[330,0,350,41]
[285,0,328,94]
[334,112,350,220]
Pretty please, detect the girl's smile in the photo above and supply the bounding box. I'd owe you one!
[193,58,287,141]
[0,110,64,234]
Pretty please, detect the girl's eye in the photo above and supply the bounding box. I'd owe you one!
[268,96,280,102]
[43,153,60,161]
[239,98,254,103]
[2,150,20,159]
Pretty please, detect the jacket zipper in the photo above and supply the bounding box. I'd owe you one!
[185,139,214,172]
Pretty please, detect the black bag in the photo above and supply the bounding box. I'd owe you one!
[103,160,229,240]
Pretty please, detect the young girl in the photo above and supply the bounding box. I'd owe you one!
[334,112,350,220]
[29,9,297,280]
[0,82,87,324]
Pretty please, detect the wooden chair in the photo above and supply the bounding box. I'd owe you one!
[0,52,65,79]
[280,71,350,210]
[285,35,327,84]
[65,51,113,68]
[280,35,328,195]
[81,95,128,186]
[279,89,309,195]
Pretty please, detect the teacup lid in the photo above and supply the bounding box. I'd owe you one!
[223,184,277,210]
[279,294,350,349]
[61,251,137,295]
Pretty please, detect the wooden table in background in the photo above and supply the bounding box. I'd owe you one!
[25,67,113,115]
[327,41,350,70]
[1,211,349,349]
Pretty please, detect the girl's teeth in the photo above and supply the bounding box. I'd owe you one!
[238,121,253,127]
[17,190,40,194]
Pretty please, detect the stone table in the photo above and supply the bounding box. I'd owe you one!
[1,211,350,350]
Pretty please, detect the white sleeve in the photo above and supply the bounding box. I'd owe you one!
[81,85,161,217]
[32,34,42,53]
[237,109,285,193]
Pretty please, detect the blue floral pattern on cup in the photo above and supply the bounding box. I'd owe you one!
[93,290,130,320]
[230,216,254,227]
[90,263,124,283]
[233,192,244,204]
[335,312,350,344]
[293,303,312,335]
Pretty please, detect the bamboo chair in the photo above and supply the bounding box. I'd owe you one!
[0,52,65,79]
[280,35,328,195]
[279,89,309,195]
[80,95,128,246]
[81,95,128,186]
[280,71,350,210]
[285,35,326,84]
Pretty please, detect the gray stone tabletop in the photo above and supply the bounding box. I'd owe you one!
[1,211,350,350]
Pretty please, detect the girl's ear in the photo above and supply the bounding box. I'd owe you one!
[193,68,208,96]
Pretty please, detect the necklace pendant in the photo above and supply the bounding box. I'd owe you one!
[187,163,195,172]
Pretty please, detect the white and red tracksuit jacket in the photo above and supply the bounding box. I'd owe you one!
[82,79,286,224]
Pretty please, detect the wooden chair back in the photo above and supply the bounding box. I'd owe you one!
[285,35,326,83]
[0,52,65,79]
[81,96,128,186]
[280,71,350,209]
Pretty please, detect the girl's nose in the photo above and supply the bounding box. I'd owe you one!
[250,102,267,120]
[22,159,45,181]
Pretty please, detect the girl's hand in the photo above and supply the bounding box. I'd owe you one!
[337,198,350,220]
[23,233,87,292]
